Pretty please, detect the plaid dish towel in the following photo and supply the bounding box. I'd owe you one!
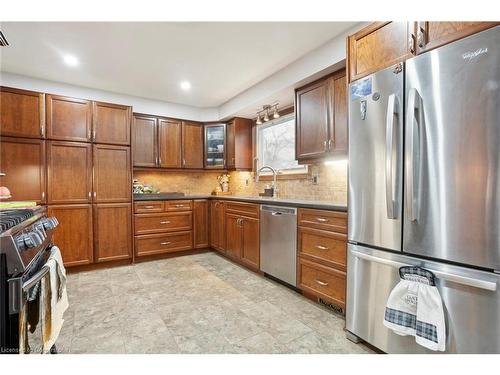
[383,266,446,352]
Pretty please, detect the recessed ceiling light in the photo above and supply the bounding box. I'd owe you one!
[63,54,79,67]
[180,81,191,91]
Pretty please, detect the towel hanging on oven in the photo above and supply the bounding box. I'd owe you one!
[383,266,446,352]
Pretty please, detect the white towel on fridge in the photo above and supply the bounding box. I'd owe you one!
[415,282,446,351]
[383,266,446,352]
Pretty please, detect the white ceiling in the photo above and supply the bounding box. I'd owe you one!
[0,22,356,108]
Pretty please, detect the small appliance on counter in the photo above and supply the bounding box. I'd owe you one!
[132,179,160,195]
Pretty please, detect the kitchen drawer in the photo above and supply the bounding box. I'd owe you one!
[298,208,347,233]
[134,212,192,235]
[165,200,193,212]
[298,227,347,271]
[225,201,259,218]
[298,258,346,308]
[134,201,164,213]
[135,231,193,256]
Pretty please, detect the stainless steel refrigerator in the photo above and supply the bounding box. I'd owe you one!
[346,26,500,353]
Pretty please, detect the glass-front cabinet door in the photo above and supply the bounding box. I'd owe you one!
[204,124,226,169]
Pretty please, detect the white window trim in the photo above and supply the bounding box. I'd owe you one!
[255,113,308,177]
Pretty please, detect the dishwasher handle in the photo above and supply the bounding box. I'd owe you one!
[261,205,297,215]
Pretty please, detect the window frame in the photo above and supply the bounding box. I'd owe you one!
[254,113,309,180]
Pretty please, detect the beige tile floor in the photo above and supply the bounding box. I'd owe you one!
[56,252,374,354]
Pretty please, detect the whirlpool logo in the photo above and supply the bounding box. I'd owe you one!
[462,47,488,61]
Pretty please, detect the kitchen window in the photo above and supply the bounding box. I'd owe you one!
[255,114,308,177]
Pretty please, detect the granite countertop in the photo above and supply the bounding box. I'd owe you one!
[133,193,347,211]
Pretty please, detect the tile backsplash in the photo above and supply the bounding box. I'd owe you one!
[133,160,348,205]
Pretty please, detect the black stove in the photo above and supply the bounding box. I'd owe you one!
[0,206,60,353]
[0,209,35,233]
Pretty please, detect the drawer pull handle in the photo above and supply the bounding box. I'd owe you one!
[315,279,329,286]
[174,204,185,208]
[144,206,155,209]
[160,221,171,224]
[315,245,329,250]
[316,218,329,223]
[160,242,171,246]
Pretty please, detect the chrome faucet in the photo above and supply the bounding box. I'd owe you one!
[256,165,279,198]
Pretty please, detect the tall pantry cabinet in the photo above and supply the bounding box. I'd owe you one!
[0,86,133,267]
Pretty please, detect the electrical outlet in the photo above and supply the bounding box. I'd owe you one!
[245,178,249,186]
[312,175,319,185]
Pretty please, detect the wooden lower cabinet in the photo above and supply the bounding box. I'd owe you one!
[298,258,346,310]
[193,200,209,248]
[134,212,192,235]
[133,200,195,258]
[135,231,193,257]
[225,213,242,259]
[297,208,347,310]
[224,203,260,271]
[48,204,93,267]
[209,200,225,252]
[240,216,260,270]
[94,203,132,262]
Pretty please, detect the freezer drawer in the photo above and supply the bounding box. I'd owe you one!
[346,243,500,353]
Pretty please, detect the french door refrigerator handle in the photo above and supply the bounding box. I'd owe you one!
[405,88,421,222]
[385,93,398,219]
[351,250,497,292]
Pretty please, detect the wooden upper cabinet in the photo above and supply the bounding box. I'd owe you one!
[226,118,253,170]
[94,203,132,262]
[240,216,260,270]
[48,204,93,267]
[46,95,92,142]
[47,141,92,204]
[193,199,209,249]
[226,120,236,169]
[132,114,157,167]
[414,22,499,54]
[92,101,131,145]
[181,121,204,169]
[347,22,412,82]
[93,144,131,203]
[0,87,44,138]
[331,73,348,155]
[296,70,348,161]
[0,137,46,203]
[295,79,329,160]
[159,118,182,168]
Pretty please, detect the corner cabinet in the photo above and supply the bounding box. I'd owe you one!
[295,69,348,161]
[204,124,226,169]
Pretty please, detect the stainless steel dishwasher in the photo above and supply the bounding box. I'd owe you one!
[260,205,297,286]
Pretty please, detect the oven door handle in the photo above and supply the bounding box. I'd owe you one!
[8,266,50,314]
[22,266,50,291]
